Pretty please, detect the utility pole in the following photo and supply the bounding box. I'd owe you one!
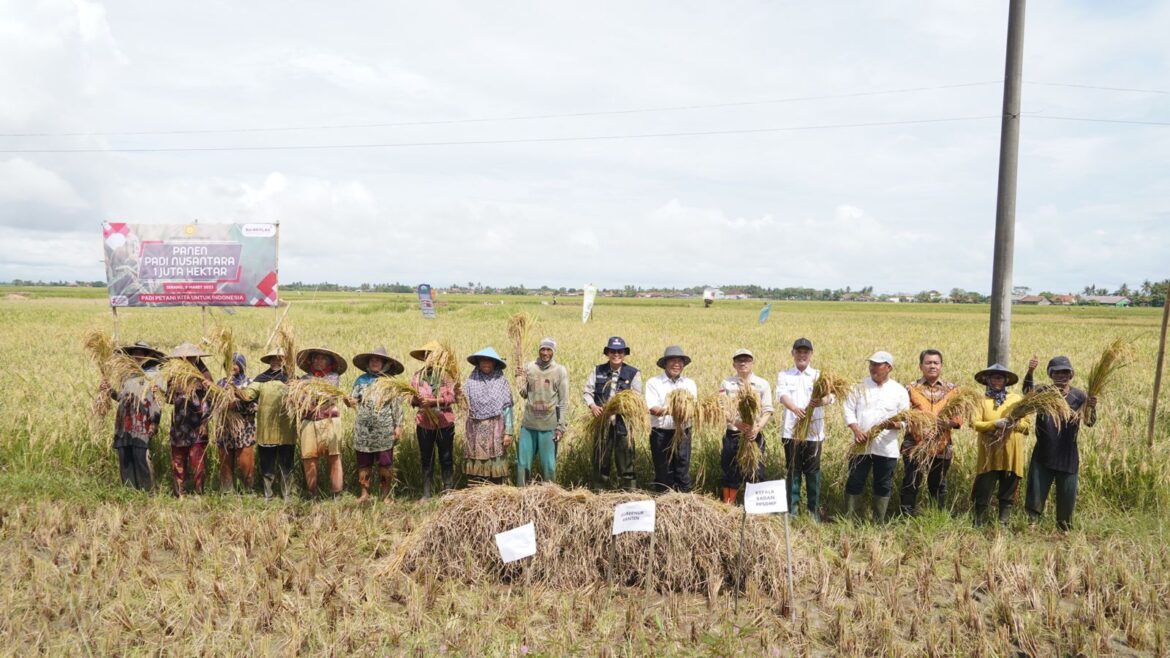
[987,0,1027,367]
[1149,287,1169,447]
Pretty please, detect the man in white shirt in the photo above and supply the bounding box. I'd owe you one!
[776,337,833,522]
[842,350,910,523]
[717,349,774,505]
[645,345,698,493]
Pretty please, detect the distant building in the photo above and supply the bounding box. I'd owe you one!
[1052,294,1076,305]
[1080,295,1131,307]
[1016,295,1051,306]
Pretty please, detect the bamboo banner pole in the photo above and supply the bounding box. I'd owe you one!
[1148,291,1170,447]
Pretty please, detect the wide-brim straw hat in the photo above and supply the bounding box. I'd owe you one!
[169,342,211,359]
[656,345,692,369]
[974,363,1019,386]
[117,341,164,362]
[297,346,348,375]
[467,346,506,371]
[353,346,405,376]
[410,340,444,362]
[259,347,285,366]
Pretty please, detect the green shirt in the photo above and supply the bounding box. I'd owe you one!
[239,380,297,446]
[518,360,570,432]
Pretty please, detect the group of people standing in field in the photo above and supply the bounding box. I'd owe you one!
[106,333,1096,530]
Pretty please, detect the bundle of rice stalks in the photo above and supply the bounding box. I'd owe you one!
[864,408,937,441]
[159,358,243,434]
[284,377,348,420]
[207,326,235,379]
[368,376,438,424]
[82,330,117,416]
[584,389,648,452]
[733,386,761,427]
[422,339,464,404]
[276,325,296,369]
[1083,338,1135,423]
[696,392,729,429]
[790,370,851,442]
[735,434,763,482]
[1005,385,1074,431]
[665,389,696,457]
[506,312,534,373]
[159,358,211,401]
[906,387,984,468]
[389,484,798,598]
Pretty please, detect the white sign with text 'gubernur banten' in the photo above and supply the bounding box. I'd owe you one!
[744,480,789,515]
[612,499,657,535]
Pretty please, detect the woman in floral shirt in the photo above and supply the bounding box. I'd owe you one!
[216,352,257,493]
[350,347,405,503]
[166,342,214,497]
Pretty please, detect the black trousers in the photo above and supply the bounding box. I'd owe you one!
[593,422,636,488]
[720,429,765,489]
[648,427,692,493]
[116,446,153,492]
[418,425,455,481]
[899,455,951,512]
[257,444,295,499]
[844,454,897,497]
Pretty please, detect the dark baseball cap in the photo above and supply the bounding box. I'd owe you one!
[792,338,813,351]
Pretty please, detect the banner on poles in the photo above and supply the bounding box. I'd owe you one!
[102,222,279,307]
[612,500,656,535]
[758,303,773,324]
[494,522,537,563]
[582,284,597,323]
[744,479,788,515]
[417,284,436,319]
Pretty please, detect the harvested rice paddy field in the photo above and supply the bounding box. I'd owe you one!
[2,288,1169,656]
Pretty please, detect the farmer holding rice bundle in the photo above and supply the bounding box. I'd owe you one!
[296,346,347,498]
[238,348,297,501]
[463,347,514,485]
[583,336,644,491]
[215,352,256,493]
[1023,356,1096,531]
[103,341,166,492]
[718,348,774,504]
[776,338,833,521]
[645,345,698,493]
[514,337,570,486]
[899,349,962,515]
[410,341,459,498]
[843,351,910,523]
[351,347,406,503]
[969,363,1032,526]
[165,343,214,497]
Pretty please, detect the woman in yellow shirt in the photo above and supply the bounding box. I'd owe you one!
[969,363,1032,526]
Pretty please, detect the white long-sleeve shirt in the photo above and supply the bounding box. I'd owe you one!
[776,366,829,441]
[644,373,698,430]
[719,374,774,431]
[842,376,909,458]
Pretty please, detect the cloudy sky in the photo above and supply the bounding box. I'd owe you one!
[2,1,1167,293]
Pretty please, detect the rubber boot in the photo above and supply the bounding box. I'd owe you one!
[621,477,637,492]
[872,496,891,524]
[973,504,989,527]
[806,472,822,522]
[262,474,275,501]
[441,469,454,493]
[722,487,737,505]
[515,465,526,487]
[998,501,1013,526]
[844,494,861,521]
[421,477,433,500]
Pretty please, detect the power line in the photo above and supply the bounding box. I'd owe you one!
[1031,114,1170,126]
[1028,81,1170,95]
[0,115,1002,154]
[0,81,1001,138]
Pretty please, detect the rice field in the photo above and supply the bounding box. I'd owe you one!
[2,288,1169,656]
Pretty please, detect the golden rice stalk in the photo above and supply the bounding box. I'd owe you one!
[207,325,235,379]
[367,375,432,422]
[790,371,850,442]
[284,378,348,420]
[423,338,464,404]
[1006,385,1074,430]
[865,408,937,441]
[585,389,648,453]
[906,387,984,468]
[665,389,697,457]
[158,358,211,401]
[277,325,296,371]
[506,312,534,373]
[696,393,729,430]
[106,353,148,391]
[735,433,763,483]
[734,386,761,427]
[83,329,117,416]
[1083,338,1135,423]
[935,386,984,428]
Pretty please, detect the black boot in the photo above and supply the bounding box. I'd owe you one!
[973,503,989,526]
[441,469,454,493]
[998,501,1013,526]
[421,477,433,500]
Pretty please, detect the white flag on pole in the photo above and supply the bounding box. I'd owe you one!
[612,499,656,535]
[494,522,537,563]
[744,480,788,515]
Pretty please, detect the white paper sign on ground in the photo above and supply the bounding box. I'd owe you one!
[494,522,537,563]
[744,480,789,515]
[612,499,657,535]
